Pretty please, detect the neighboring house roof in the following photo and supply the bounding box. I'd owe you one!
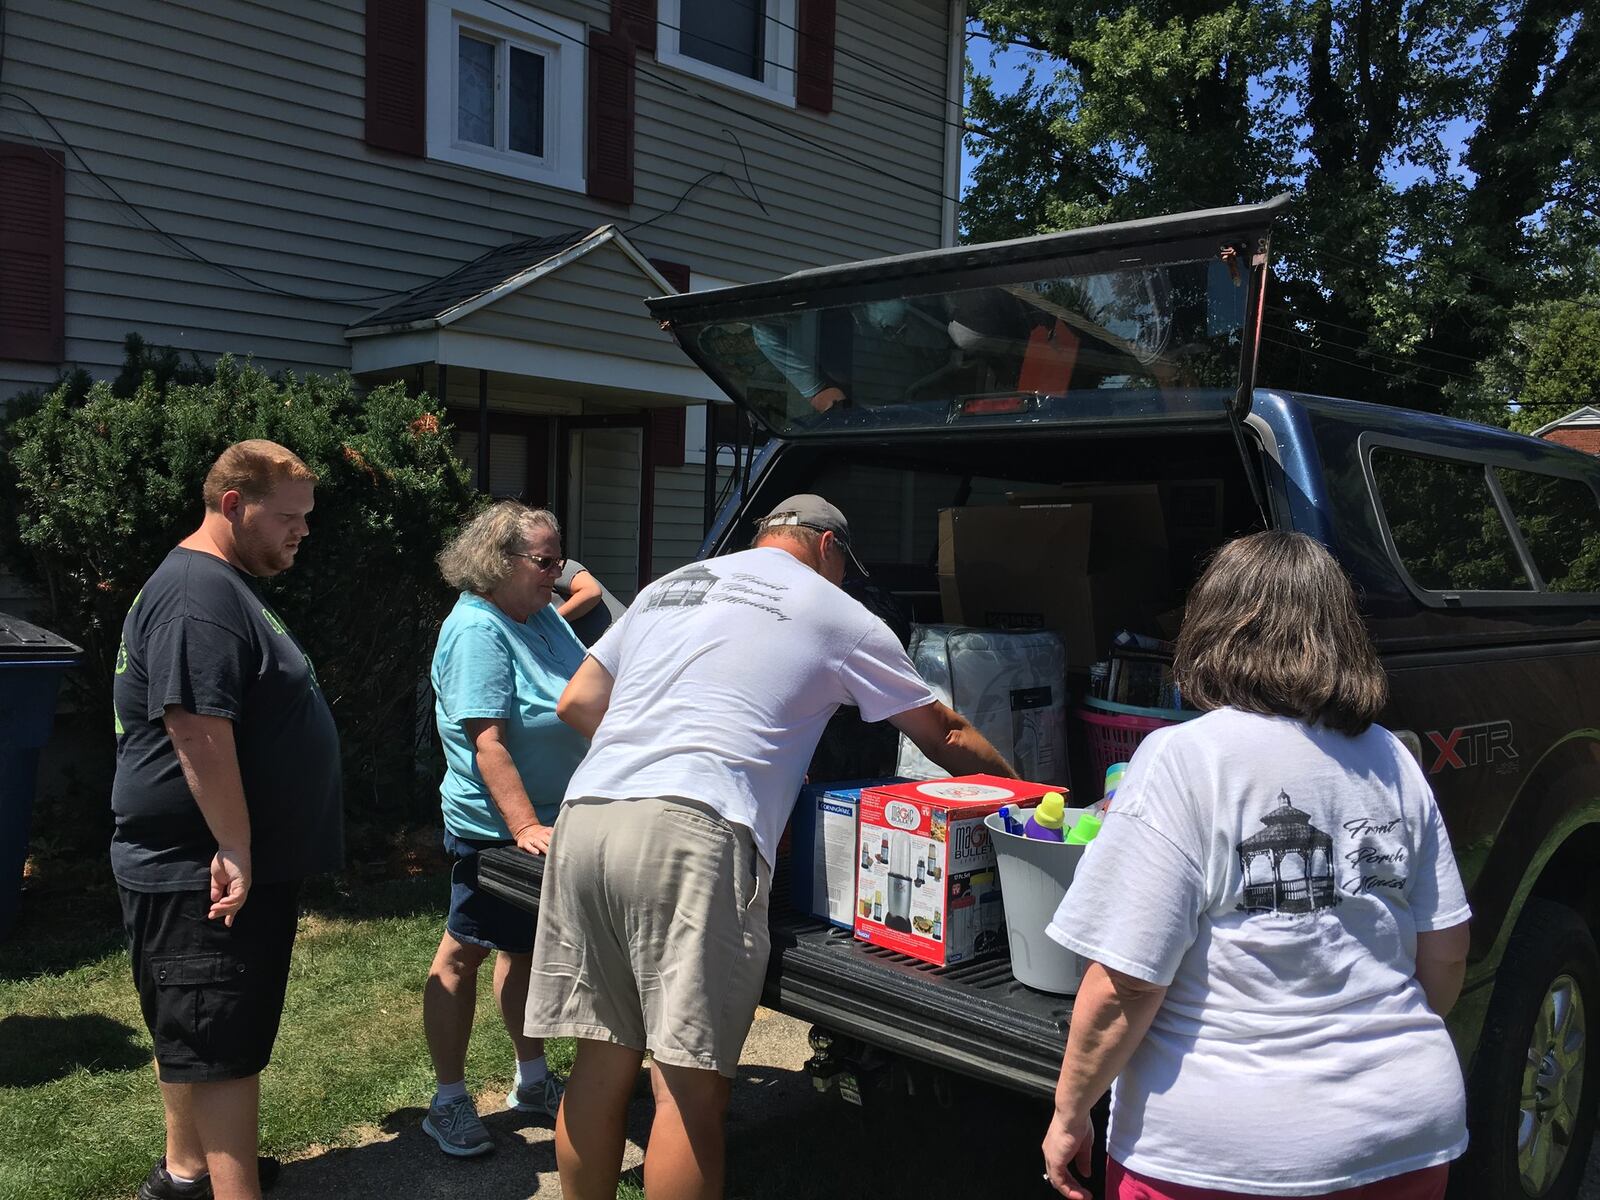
[347,224,675,337]
[1532,405,1600,437]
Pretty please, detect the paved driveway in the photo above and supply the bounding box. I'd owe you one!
[271,1008,1600,1199]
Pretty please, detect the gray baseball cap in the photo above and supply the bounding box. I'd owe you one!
[757,493,869,577]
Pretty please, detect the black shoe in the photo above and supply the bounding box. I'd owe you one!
[137,1160,208,1200]
[137,1156,282,1199]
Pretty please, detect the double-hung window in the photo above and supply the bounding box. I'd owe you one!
[426,1,584,190]
[658,0,797,105]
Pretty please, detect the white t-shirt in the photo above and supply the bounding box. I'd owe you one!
[1047,708,1471,1195]
[564,547,937,866]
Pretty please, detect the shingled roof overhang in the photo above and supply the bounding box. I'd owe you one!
[345,225,721,404]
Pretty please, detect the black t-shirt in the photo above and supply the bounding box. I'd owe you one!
[110,547,344,891]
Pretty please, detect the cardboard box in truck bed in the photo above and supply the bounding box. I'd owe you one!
[937,499,1168,667]
[854,775,1060,967]
[1013,481,1217,581]
[790,777,907,929]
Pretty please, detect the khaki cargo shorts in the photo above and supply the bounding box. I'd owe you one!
[524,796,772,1078]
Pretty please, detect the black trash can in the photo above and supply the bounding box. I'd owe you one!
[0,612,82,939]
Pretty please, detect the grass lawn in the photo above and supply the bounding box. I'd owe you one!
[0,872,572,1200]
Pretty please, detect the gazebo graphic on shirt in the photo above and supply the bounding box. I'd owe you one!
[645,563,719,610]
[1236,790,1341,914]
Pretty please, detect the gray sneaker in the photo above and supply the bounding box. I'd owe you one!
[506,1073,565,1119]
[422,1094,494,1157]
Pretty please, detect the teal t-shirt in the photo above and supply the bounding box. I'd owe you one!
[431,592,589,837]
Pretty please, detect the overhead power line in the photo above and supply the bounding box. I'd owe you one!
[477,0,967,207]
[1261,318,1484,386]
[0,90,415,304]
[1264,304,1487,366]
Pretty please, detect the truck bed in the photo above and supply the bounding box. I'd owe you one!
[477,846,1071,1096]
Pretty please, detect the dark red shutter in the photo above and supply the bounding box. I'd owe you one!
[612,0,657,54]
[587,29,636,205]
[0,142,66,364]
[649,258,691,292]
[365,0,427,157]
[795,0,835,114]
[649,407,687,469]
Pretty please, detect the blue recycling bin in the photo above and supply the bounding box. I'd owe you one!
[0,612,82,939]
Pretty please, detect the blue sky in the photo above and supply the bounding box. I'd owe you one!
[959,37,1031,195]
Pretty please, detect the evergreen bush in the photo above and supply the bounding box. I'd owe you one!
[1,340,476,858]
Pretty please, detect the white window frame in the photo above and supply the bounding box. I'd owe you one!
[657,0,797,107]
[426,1,585,191]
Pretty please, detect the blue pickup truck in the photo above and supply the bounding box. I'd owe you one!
[483,196,1600,1200]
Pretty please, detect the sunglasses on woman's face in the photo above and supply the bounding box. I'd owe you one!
[511,552,566,574]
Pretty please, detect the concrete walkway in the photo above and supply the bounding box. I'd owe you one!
[270,1008,1600,1200]
[269,1007,821,1200]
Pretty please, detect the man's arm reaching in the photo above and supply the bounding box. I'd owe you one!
[889,701,1018,779]
[557,657,615,740]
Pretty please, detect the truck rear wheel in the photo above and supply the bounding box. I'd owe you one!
[1460,898,1600,1199]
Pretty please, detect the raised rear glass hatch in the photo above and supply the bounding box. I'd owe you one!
[648,195,1287,439]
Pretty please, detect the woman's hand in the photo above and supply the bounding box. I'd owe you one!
[1042,1109,1094,1199]
[1042,963,1169,1199]
[515,822,553,856]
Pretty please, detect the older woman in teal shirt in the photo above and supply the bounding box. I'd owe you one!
[421,501,590,1159]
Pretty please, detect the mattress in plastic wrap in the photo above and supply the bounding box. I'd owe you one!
[895,624,1069,788]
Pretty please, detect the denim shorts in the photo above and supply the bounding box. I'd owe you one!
[444,831,536,954]
[119,880,301,1083]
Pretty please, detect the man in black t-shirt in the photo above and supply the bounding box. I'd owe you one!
[112,440,342,1200]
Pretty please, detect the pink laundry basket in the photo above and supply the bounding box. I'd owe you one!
[1075,705,1182,780]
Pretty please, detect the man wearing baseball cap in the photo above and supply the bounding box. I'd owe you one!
[527,493,1016,1200]
[752,493,872,576]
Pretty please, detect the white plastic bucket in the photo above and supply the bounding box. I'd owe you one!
[986,811,1090,994]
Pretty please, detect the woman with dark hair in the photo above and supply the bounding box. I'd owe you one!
[1041,531,1471,1200]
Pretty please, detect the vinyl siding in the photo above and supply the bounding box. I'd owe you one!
[567,427,643,601]
[651,461,730,578]
[0,0,954,399]
[448,241,684,371]
[453,430,532,497]
[436,368,584,416]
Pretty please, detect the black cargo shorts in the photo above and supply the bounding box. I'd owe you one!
[119,880,301,1083]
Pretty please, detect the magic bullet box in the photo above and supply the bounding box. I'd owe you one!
[853,775,1062,967]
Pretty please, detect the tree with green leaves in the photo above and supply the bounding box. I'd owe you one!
[1,339,476,855]
[964,1,1597,422]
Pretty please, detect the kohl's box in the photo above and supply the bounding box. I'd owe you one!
[790,777,907,929]
[854,775,1062,967]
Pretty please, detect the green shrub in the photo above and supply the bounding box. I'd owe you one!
[2,342,476,854]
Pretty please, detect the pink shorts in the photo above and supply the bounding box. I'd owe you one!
[1107,1160,1449,1200]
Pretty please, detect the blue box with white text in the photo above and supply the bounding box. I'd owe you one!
[790,778,907,928]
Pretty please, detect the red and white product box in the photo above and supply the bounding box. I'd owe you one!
[854,775,1062,967]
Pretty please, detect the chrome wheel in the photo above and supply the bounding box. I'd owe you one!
[1518,973,1587,1195]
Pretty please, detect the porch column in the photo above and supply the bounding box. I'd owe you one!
[703,403,717,533]
[477,369,490,495]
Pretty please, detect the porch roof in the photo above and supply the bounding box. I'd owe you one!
[346,225,722,405]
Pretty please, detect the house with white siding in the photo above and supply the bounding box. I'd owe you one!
[0,0,964,598]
